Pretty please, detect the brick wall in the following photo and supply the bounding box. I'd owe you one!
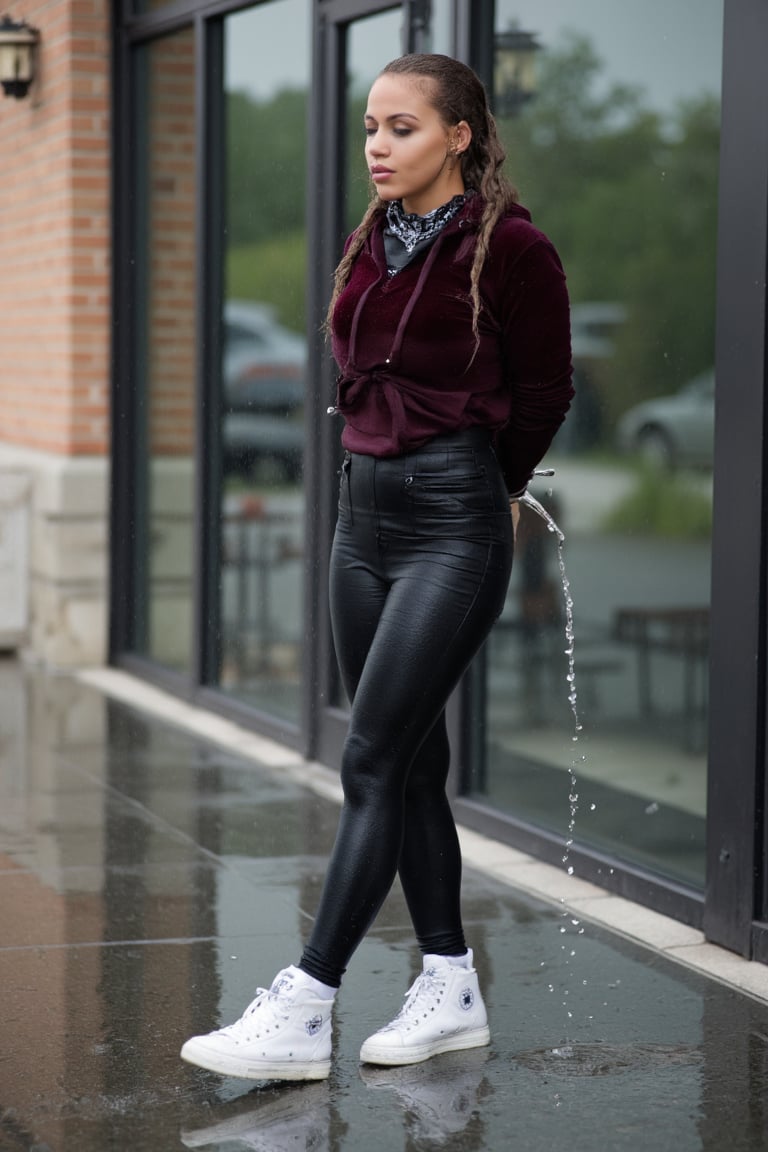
[0,0,111,664]
[0,0,110,456]
[144,27,197,458]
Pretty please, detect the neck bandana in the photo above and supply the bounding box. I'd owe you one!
[385,193,468,254]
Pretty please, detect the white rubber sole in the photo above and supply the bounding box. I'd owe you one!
[359,1025,490,1067]
[180,1039,331,1081]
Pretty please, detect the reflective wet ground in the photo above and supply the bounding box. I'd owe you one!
[2,658,768,1151]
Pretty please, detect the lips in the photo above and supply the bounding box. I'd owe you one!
[370,166,394,179]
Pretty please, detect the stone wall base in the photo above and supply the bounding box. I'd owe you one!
[0,444,108,667]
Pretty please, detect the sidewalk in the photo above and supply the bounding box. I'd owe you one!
[2,657,768,1151]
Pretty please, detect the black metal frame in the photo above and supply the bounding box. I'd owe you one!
[304,0,348,767]
[108,6,131,662]
[109,0,768,955]
[704,0,768,958]
[195,14,225,691]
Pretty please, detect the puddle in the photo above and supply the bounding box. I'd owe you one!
[515,1041,703,1078]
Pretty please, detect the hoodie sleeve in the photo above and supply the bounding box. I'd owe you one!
[492,233,574,495]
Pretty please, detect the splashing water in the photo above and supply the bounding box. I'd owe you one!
[519,484,583,799]
[520,477,585,1031]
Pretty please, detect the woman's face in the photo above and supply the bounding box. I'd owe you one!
[364,73,470,216]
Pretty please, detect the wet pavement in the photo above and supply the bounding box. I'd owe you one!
[2,658,768,1152]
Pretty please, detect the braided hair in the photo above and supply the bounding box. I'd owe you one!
[326,53,518,340]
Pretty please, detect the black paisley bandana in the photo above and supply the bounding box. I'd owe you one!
[385,193,468,254]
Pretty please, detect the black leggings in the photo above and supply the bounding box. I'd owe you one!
[299,430,514,987]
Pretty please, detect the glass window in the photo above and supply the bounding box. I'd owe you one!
[131,27,197,673]
[213,0,310,723]
[345,8,408,234]
[469,0,723,889]
[430,2,452,54]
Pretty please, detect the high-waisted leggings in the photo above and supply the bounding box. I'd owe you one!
[299,429,514,987]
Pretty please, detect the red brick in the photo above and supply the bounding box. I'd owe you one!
[0,0,111,456]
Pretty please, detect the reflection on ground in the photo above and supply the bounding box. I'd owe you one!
[0,658,766,1151]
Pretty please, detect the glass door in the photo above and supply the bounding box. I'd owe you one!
[209,0,311,725]
[465,0,723,892]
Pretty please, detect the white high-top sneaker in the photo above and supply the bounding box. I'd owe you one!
[359,951,490,1067]
[180,967,333,1081]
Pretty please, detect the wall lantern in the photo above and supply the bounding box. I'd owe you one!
[0,15,39,99]
[494,27,541,118]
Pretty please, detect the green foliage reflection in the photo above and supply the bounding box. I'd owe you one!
[498,34,719,432]
[602,465,713,538]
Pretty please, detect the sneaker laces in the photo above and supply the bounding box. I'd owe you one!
[385,966,447,1032]
[217,978,296,1042]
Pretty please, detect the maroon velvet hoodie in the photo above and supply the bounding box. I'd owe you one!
[330,194,574,495]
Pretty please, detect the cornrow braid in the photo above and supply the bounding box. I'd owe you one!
[326,54,518,342]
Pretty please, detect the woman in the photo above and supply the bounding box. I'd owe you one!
[181,53,572,1082]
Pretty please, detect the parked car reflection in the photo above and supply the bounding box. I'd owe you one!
[556,302,627,453]
[616,369,715,469]
[222,299,305,482]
